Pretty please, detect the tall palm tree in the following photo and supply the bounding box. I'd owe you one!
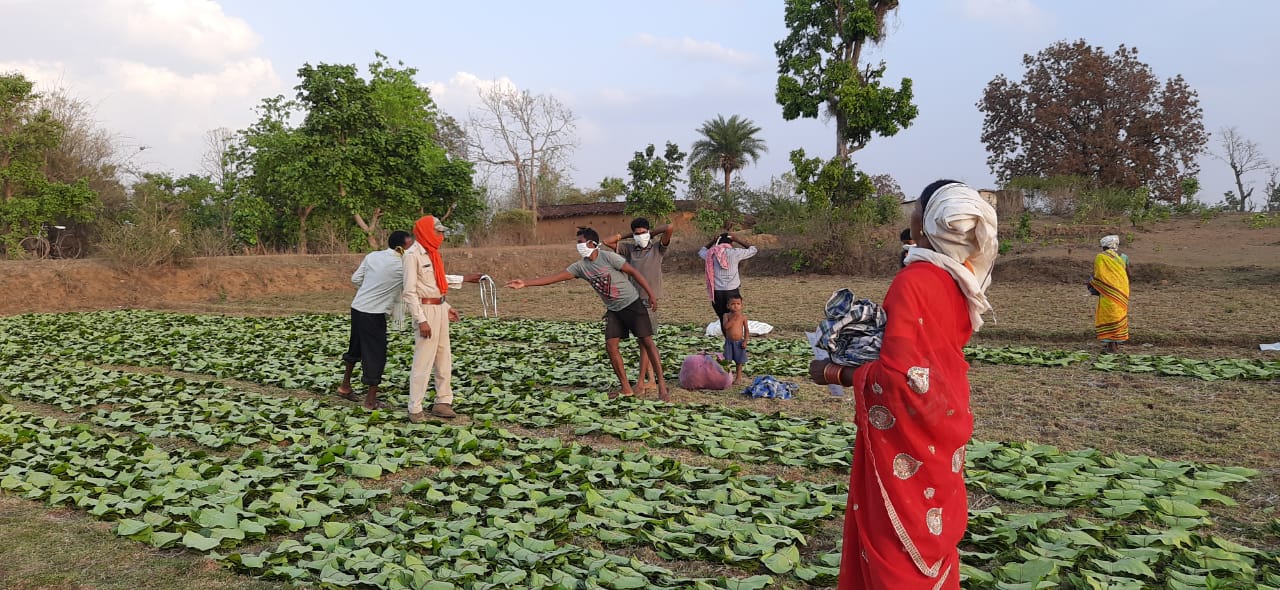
[689,115,768,199]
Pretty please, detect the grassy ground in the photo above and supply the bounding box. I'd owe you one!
[2,267,1277,587]
[205,272,1280,350]
[0,495,290,590]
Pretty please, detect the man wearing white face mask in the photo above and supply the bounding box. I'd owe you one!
[603,217,673,394]
[506,227,671,401]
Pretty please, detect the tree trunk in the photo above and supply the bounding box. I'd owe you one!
[834,109,849,162]
[353,208,383,249]
[1233,167,1250,212]
[1,151,11,202]
[722,165,733,200]
[528,142,539,222]
[297,205,315,254]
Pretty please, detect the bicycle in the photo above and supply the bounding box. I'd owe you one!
[19,224,82,259]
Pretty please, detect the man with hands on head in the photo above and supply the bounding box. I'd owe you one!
[602,217,673,394]
[698,231,758,328]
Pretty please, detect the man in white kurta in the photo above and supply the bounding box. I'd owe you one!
[403,215,482,421]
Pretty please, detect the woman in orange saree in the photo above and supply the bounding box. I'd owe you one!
[1090,235,1130,353]
[812,180,998,589]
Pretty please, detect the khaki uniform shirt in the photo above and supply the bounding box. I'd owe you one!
[402,243,463,324]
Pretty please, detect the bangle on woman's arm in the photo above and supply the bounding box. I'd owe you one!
[824,363,854,387]
[823,363,842,386]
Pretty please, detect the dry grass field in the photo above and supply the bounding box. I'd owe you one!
[0,214,1277,588]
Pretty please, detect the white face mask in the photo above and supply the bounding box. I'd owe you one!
[633,232,651,248]
[576,242,596,258]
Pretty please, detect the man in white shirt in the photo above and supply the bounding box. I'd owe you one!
[404,215,484,421]
[338,230,413,410]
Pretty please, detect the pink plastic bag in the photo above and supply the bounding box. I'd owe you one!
[678,352,734,390]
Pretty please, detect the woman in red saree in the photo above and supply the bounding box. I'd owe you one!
[812,180,998,589]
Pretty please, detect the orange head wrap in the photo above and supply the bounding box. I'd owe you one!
[413,215,448,295]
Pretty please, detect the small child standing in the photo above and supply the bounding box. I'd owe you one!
[721,294,749,384]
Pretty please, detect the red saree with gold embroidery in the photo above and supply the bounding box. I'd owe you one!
[839,262,975,590]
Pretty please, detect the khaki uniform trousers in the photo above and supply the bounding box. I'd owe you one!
[408,303,453,413]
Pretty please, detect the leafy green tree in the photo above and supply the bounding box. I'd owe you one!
[788,148,874,210]
[688,114,767,199]
[238,53,480,252]
[775,0,917,162]
[774,1,916,211]
[688,168,747,233]
[594,176,627,202]
[238,96,320,252]
[625,142,685,221]
[0,73,97,255]
[362,53,480,238]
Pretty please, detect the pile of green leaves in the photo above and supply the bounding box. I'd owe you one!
[0,404,387,553]
[1094,354,1279,381]
[1,311,1277,588]
[962,506,1280,589]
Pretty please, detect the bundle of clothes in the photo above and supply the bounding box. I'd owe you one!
[814,288,886,367]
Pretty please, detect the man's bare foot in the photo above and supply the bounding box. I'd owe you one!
[337,384,354,396]
[608,388,635,400]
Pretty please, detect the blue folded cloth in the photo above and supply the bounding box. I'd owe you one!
[816,288,886,367]
[742,375,797,400]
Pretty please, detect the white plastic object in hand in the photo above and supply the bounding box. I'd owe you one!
[704,320,774,337]
[478,275,498,318]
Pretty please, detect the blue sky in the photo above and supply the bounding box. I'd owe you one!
[4,0,1278,207]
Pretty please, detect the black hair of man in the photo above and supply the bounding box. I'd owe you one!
[388,230,412,250]
[630,217,650,232]
[919,179,963,211]
[899,228,913,243]
[726,293,743,302]
[576,226,601,244]
[716,233,734,245]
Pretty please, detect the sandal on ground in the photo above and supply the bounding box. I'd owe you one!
[338,391,361,403]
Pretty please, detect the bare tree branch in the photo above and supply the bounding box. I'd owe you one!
[466,83,578,215]
[1211,126,1270,212]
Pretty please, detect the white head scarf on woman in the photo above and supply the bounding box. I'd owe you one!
[1100,235,1120,250]
[903,182,1000,332]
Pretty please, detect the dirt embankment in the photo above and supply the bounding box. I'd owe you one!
[0,248,579,316]
[1,215,1276,316]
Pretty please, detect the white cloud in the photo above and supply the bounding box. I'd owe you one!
[424,72,520,116]
[596,87,631,106]
[955,0,1051,30]
[630,33,759,67]
[0,59,73,88]
[0,1,281,175]
[101,0,260,64]
[103,57,277,103]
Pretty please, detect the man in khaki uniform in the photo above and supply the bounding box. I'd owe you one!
[403,215,482,421]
